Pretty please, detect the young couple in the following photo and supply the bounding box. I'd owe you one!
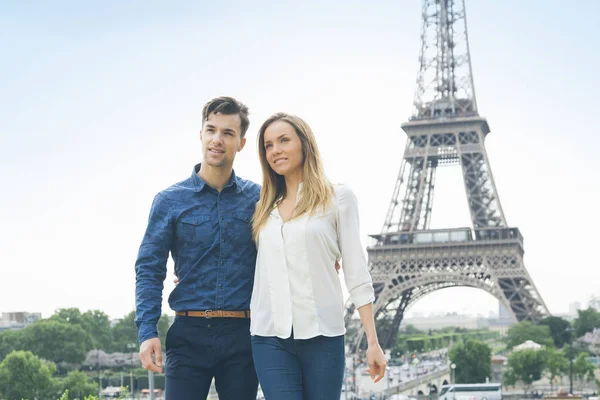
[134,96,387,399]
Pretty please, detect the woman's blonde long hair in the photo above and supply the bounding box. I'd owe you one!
[252,112,333,240]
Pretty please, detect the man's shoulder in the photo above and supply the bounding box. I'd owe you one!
[155,176,195,201]
[153,173,261,202]
[236,176,261,198]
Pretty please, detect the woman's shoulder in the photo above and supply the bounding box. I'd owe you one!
[332,183,357,203]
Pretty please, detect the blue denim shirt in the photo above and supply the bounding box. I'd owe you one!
[134,164,260,343]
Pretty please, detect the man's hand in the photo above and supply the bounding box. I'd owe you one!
[139,338,163,373]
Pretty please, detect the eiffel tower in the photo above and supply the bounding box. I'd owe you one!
[347,0,549,350]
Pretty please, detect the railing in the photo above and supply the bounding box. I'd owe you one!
[390,367,450,394]
[369,227,523,247]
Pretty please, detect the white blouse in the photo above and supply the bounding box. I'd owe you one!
[249,183,375,340]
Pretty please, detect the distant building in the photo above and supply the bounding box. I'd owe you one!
[2,311,42,324]
[569,301,582,317]
[402,313,485,330]
[498,303,516,324]
[0,311,42,331]
[491,355,507,382]
[487,324,511,336]
[513,340,543,352]
[580,328,600,355]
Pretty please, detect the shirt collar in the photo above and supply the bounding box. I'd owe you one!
[272,182,303,213]
[191,163,242,193]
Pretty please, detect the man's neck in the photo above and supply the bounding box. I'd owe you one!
[198,163,233,192]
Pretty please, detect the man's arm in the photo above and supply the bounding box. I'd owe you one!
[134,192,172,372]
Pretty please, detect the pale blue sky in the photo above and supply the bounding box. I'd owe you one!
[1,1,598,320]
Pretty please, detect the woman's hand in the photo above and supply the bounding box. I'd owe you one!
[355,303,386,382]
[366,342,387,383]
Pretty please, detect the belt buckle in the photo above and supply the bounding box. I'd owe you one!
[204,310,213,319]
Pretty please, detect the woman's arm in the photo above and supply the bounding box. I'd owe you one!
[336,184,387,382]
[357,302,387,382]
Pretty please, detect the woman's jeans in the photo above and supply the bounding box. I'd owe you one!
[251,333,345,400]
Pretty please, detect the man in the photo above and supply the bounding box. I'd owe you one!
[134,96,260,399]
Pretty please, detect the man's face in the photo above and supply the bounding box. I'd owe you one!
[200,112,246,168]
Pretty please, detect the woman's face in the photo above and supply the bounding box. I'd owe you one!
[263,120,304,177]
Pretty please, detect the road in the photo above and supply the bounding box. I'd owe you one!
[346,357,448,397]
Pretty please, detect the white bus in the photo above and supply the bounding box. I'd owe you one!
[438,383,502,400]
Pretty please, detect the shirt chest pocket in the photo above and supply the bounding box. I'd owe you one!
[177,215,212,243]
[226,212,253,245]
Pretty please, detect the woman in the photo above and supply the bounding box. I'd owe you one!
[250,112,387,399]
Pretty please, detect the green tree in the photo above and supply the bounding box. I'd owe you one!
[112,311,171,352]
[573,352,595,391]
[505,349,546,395]
[505,321,554,349]
[401,324,423,335]
[157,314,170,346]
[60,370,98,399]
[0,350,58,400]
[0,329,24,361]
[83,310,113,350]
[51,308,113,351]
[59,386,129,400]
[543,347,569,394]
[449,339,492,383]
[111,311,138,352]
[573,307,600,338]
[51,308,86,325]
[21,320,91,365]
[539,316,573,348]
[392,336,408,357]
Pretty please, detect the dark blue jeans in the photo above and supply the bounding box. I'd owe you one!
[251,334,345,400]
[165,316,258,400]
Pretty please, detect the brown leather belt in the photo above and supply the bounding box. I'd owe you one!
[175,310,250,319]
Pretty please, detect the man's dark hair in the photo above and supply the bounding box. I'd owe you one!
[202,96,250,138]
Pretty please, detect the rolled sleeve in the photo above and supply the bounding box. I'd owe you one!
[134,192,172,344]
[336,185,375,308]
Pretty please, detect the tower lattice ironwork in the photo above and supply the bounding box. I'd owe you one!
[346,0,549,350]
